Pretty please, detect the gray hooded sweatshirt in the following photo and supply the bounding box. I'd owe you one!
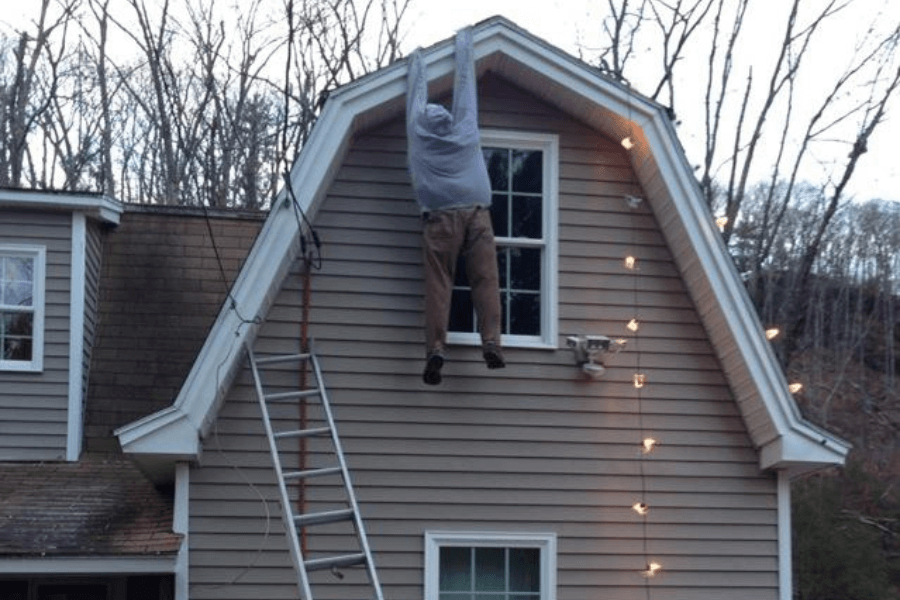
[406,28,492,212]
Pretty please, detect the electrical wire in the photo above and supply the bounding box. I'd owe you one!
[282,171,323,270]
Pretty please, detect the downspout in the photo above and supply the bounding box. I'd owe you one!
[778,470,792,600]
[174,462,190,600]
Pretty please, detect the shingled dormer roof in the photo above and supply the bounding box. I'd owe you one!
[115,15,849,484]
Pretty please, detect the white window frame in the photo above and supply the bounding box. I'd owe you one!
[0,245,46,372]
[424,531,557,600]
[447,129,559,349]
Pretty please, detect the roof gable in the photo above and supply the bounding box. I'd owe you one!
[115,16,848,483]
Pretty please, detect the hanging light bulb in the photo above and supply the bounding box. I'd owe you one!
[621,136,634,150]
[765,327,780,340]
[642,438,658,454]
[627,318,639,332]
[625,255,637,270]
[715,216,728,230]
[789,383,803,394]
[642,562,662,577]
[632,502,650,516]
[633,373,646,388]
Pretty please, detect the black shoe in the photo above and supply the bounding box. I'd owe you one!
[483,343,505,369]
[423,353,444,385]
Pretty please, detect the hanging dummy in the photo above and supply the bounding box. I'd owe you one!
[406,27,505,385]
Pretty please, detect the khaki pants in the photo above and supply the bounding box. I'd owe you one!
[422,207,502,356]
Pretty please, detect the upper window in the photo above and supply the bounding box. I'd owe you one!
[424,531,557,600]
[448,131,559,348]
[0,246,45,371]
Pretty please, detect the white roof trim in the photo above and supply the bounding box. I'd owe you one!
[0,555,177,574]
[115,15,847,481]
[0,188,123,224]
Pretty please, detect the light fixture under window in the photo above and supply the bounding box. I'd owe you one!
[566,335,626,379]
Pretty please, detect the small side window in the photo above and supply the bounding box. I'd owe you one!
[425,531,557,600]
[0,246,45,372]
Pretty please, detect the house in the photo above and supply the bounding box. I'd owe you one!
[1,16,849,600]
[0,196,264,598]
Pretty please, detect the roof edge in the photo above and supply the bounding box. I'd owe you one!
[0,188,123,224]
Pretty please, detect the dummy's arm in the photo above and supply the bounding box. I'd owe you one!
[406,48,427,138]
[451,27,477,126]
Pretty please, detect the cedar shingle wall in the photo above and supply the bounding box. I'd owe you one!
[85,208,263,452]
[189,74,778,600]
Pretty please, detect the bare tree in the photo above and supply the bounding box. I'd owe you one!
[595,0,900,367]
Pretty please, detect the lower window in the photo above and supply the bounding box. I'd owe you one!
[424,532,556,600]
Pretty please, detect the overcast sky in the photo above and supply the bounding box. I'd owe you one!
[401,0,900,205]
[3,0,898,204]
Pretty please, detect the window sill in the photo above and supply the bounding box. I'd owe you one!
[447,332,558,351]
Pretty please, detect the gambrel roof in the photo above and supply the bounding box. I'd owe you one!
[115,16,849,483]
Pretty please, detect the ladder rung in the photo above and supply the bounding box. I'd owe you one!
[265,389,319,402]
[253,352,312,365]
[294,508,354,527]
[274,426,331,440]
[283,466,343,480]
[304,552,367,572]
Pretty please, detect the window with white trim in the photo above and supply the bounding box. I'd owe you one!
[448,131,559,348]
[0,246,45,371]
[424,531,557,600]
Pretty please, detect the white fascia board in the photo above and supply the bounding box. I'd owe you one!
[643,112,848,468]
[0,189,123,224]
[115,406,199,457]
[760,427,850,474]
[0,555,177,574]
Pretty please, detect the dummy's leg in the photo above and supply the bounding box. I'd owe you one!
[422,211,463,384]
[464,208,505,369]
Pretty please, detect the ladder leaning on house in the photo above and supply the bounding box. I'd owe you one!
[246,341,384,600]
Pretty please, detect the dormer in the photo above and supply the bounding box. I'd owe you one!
[0,188,122,461]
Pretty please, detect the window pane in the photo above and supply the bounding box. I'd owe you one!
[490,194,509,238]
[2,313,33,360]
[3,337,32,361]
[440,547,472,591]
[483,148,509,191]
[4,312,33,335]
[509,548,540,592]
[440,594,472,600]
[497,249,508,289]
[449,289,474,333]
[509,293,540,336]
[454,255,469,287]
[3,282,33,307]
[511,196,542,239]
[511,150,542,193]
[510,248,541,291]
[474,548,505,591]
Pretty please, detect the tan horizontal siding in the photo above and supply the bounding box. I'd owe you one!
[0,210,72,460]
[190,73,777,600]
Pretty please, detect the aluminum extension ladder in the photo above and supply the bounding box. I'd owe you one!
[246,341,384,600]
